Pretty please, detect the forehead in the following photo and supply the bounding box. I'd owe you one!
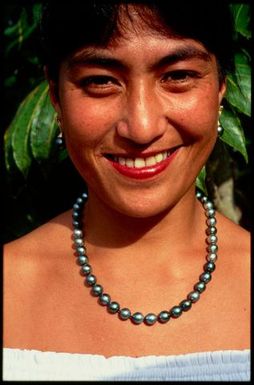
[68,5,212,65]
[68,34,212,72]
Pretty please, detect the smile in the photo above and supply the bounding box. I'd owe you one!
[105,147,180,180]
[112,150,169,168]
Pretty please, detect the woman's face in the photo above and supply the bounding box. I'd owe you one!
[51,16,226,218]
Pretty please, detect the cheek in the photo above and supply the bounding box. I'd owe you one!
[60,92,118,148]
[170,85,220,140]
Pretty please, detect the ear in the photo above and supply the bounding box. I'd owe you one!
[218,78,227,105]
[44,65,62,117]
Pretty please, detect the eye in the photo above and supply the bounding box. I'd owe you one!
[162,70,199,83]
[79,75,121,96]
[82,75,115,86]
[160,70,201,92]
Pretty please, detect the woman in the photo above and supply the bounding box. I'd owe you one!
[3,0,250,381]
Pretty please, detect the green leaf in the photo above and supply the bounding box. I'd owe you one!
[32,3,43,23]
[56,148,69,163]
[4,112,20,174]
[4,22,20,37]
[220,108,248,163]
[30,84,58,161]
[196,166,207,195]
[4,75,17,88]
[225,71,250,117]
[230,4,251,39]
[234,52,251,114]
[9,82,49,177]
[5,7,40,55]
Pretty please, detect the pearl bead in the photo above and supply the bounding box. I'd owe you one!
[187,291,200,303]
[206,226,217,235]
[199,272,212,283]
[206,253,217,262]
[99,293,111,306]
[194,281,206,293]
[74,238,83,247]
[74,229,83,238]
[217,125,224,135]
[144,313,157,325]
[76,197,83,204]
[119,308,131,320]
[86,274,96,286]
[73,203,80,211]
[204,261,216,273]
[206,217,216,226]
[170,306,182,318]
[73,221,80,228]
[205,209,215,218]
[72,211,80,219]
[82,192,88,199]
[204,201,213,210]
[131,312,144,324]
[207,244,218,253]
[108,301,120,314]
[206,235,217,244]
[196,191,202,199]
[77,247,86,255]
[91,284,103,296]
[77,255,88,265]
[158,311,170,323]
[201,196,208,203]
[180,299,192,312]
[81,264,91,275]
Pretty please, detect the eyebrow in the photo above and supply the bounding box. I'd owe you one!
[68,46,211,71]
[154,47,211,69]
[68,50,126,70]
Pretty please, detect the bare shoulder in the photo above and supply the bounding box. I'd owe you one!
[216,211,250,295]
[216,211,250,256]
[4,209,73,306]
[4,209,73,262]
[3,209,74,348]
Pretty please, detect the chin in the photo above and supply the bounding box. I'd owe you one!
[108,194,173,219]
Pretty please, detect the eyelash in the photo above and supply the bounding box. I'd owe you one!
[161,70,200,83]
[80,75,118,88]
[79,70,200,96]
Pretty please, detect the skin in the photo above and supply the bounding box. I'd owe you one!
[4,14,250,357]
[53,33,224,221]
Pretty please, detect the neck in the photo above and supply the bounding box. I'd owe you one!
[71,189,218,325]
[84,186,204,254]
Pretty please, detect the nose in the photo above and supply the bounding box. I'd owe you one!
[116,81,167,144]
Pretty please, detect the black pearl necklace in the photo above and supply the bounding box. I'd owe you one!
[72,190,218,326]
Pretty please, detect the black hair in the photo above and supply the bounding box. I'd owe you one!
[40,0,234,82]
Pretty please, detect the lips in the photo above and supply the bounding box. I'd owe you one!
[111,150,169,168]
[104,147,180,179]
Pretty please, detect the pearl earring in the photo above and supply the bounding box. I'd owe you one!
[217,106,224,137]
[55,132,64,147]
[55,116,65,147]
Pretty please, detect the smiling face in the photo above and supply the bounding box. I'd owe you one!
[49,12,226,218]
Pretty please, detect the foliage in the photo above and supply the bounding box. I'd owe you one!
[2,2,251,243]
[196,3,251,228]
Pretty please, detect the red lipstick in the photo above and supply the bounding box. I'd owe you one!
[108,149,179,180]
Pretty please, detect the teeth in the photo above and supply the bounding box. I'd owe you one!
[155,153,163,162]
[145,156,157,166]
[114,151,169,168]
[119,157,126,165]
[126,158,134,167]
[134,158,146,168]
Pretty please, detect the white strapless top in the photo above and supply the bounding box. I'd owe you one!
[3,348,250,381]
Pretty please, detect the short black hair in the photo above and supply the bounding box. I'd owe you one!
[41,0,234,82]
